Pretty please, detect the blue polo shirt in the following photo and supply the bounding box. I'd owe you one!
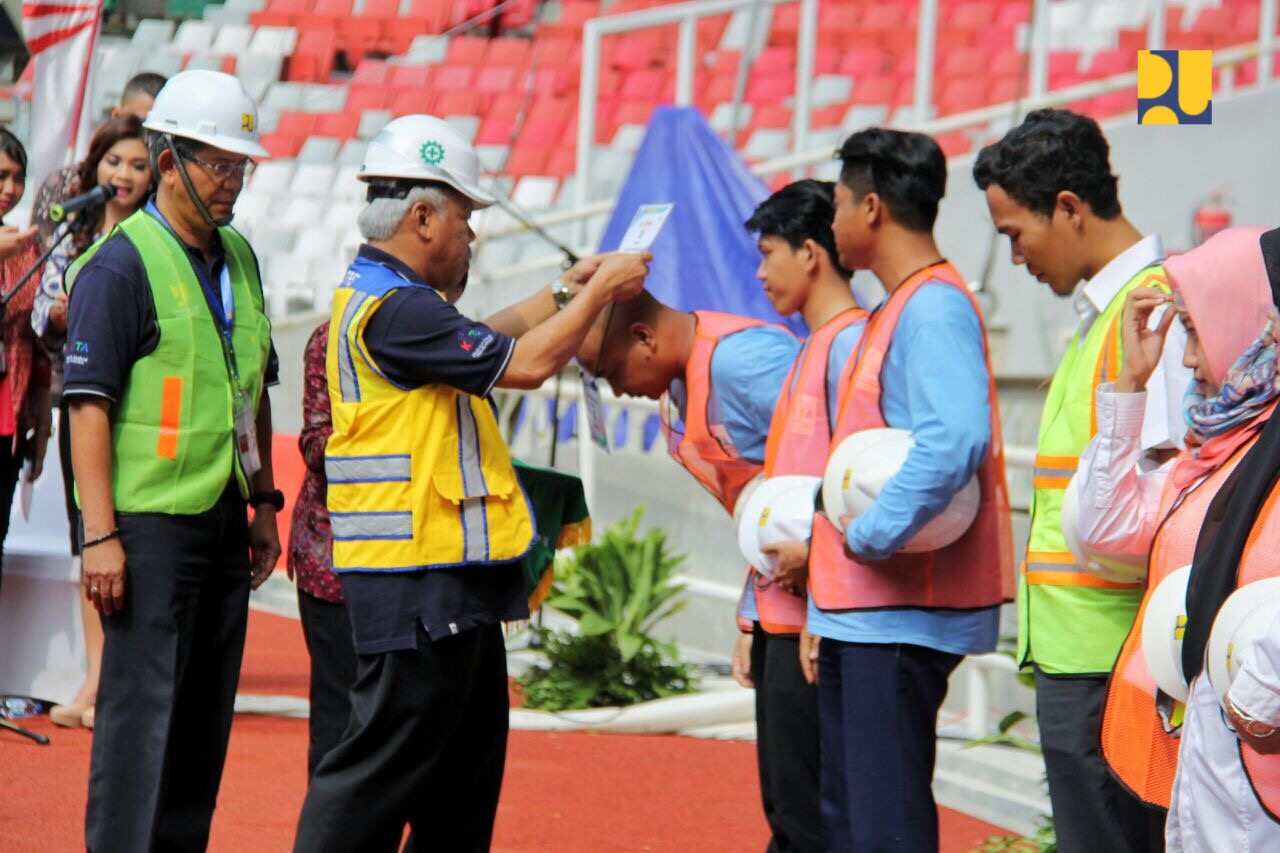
[336,245,527,654]
[807,281,1000,656]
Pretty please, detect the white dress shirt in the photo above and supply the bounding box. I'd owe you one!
[1075,385,1280,850]
[1073,234,1190,452]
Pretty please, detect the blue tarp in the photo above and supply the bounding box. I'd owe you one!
[597,106,808,336]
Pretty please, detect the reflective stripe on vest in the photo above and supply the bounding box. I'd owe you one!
[753,307,867,635]
[808,263,1015,612]
[1100,437,1258,809]
[1019,265,1169,674]
[65,210,271,513]
[324,253,535,572]
[660,311,786,514]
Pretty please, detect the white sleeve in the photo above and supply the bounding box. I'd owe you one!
[1141,319,1191,452]
[1076,383,1172,562]
[1228,609,1280,727]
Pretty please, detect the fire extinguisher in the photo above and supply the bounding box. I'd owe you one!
[1192,189,1231,247]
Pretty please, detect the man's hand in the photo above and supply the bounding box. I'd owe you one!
[800,630,820,686]
[0,224,37,260]
[48,291,68,335]
[563,254,605,289]
[1115,287,1176,394]
[249,507,282,590]
[731,633,754,689]
[761,539,810,594]
[1227,699,1280,755]
[27,393,52,480]
[589,252,653,303]
[84,537,126,615]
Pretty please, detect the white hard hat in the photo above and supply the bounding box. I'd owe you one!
[358,114,495,208]
[1062,474,1149,584]
[733,474,764,532]
[736,475,821,578]
[1207,578,1280,708]
[1140,565,1192,703]
[143,70,269,159]
[822,428,979,554]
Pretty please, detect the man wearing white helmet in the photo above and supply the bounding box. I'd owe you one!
[292,115,650,851]
[63,70,282,852]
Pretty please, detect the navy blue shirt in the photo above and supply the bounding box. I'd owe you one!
[63,210,280,401]
[338,245,527,654]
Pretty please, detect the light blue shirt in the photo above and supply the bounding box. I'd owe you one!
[807,282,1000,655]
[670,324,799,625]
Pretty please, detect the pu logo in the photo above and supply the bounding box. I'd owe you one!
[758,507,771,528]
[241,113,255,132]
[841,468,852,490]
[1138,50,1212,124]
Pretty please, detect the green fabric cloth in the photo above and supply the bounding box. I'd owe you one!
[513,460,591,606]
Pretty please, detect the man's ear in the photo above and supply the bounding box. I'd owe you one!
[1055,190,1087,230]
[863,191,883,227]
[631,321,658,353]
[801,238,823,274]
[411,200,436,237]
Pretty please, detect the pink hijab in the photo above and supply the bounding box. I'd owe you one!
[1166,226,1278,488]
[1166,225,1273,388]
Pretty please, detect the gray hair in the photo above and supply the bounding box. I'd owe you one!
[147,130,195,173]
[357,186,450,240]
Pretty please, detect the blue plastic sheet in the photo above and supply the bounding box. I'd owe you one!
[597,106,808,336]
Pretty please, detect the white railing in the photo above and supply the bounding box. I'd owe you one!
[475,32,1280,285]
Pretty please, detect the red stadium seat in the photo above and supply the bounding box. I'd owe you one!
[521,118,567,146]
[346,88,391,112]
[475,65,521,93]
[350,59,390,86]
[444,35,487,65]
[950,1,996,29]
[995,2,1030,27]
[390,90,432,116]
[504,145,551,177]
[935,130,972,158]
[249,9,294,27]
[433,91,484,116]
[433,65,476,91]
[261,132,304,158]
[1088,49,1136,78]
[862,4,909,31]
[811,104,845,129]
[528,97,575,124]
[839,48,890,78]
[612,100,654,128]
[942,47,988,78]
[388,63,433,90]
[407,0,452,33]
[277,110,318,137]
[753,46,795,75]
[544,147,576,178]
[361,0,398,17]
[475,117,516,146]
[620,69,669,99]
[851,75,897,105]
[611,32,666,71]
[314,111,360,138]
[750,103,791,129]
[745,72,791,103]
[532,35,578,67]
[988,74,1021,104]
[937,77,989,115]
[485,37,532,67]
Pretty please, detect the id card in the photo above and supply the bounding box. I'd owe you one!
[234,392,262,478]
[580,368,609,452]
[618,203,675,253]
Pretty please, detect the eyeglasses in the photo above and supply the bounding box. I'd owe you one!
[182,153,255,181]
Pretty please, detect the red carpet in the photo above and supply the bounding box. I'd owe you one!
[0,609,1011,851]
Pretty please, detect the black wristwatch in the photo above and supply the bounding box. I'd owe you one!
[248,489,285,511]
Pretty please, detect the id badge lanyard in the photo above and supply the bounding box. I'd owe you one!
[146,203,261,476]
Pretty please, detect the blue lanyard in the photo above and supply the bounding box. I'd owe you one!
[145,201,242,384]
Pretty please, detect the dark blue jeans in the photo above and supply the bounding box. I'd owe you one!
[818,640,961,852]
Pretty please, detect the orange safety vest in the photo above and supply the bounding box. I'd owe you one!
[660,311,780,514]
[1099,437,1259,809]
[808,262,1015,612]
[749,306,867,635]
[1234,481,1280,820]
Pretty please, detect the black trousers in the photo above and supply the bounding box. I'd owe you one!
[85,485,252,853]
[296,589,358,778]
[1034,669,1166,853]
[58,401,80,555]
[751,624,825,853]
[0,433,25,589]
[818,640,961,853]
[293,622,509,853]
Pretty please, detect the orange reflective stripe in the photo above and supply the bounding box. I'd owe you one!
[1022,552,1142,589]
[1032,475,1073,490]
[1034,454,1080,468]
[157,376,183,460]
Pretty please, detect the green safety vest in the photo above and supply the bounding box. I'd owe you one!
[1018,264,1170,675]
[66,210,271,514]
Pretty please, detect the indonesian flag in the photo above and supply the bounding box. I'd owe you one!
[21,0,102,192]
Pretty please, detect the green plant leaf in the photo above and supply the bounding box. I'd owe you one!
[577,611,615,637]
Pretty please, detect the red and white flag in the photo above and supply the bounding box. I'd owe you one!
[21,0,102,191]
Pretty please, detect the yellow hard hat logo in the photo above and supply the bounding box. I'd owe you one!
[241,113,255,133]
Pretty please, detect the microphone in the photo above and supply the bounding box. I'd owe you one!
[49,184,115,223]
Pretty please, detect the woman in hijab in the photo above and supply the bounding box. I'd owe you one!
[1074,225,1280,848]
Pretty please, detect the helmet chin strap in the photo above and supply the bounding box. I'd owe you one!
[165,135,234,229]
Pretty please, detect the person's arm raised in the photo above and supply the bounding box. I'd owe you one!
[495,252,651,390]
[484,255,605,339]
